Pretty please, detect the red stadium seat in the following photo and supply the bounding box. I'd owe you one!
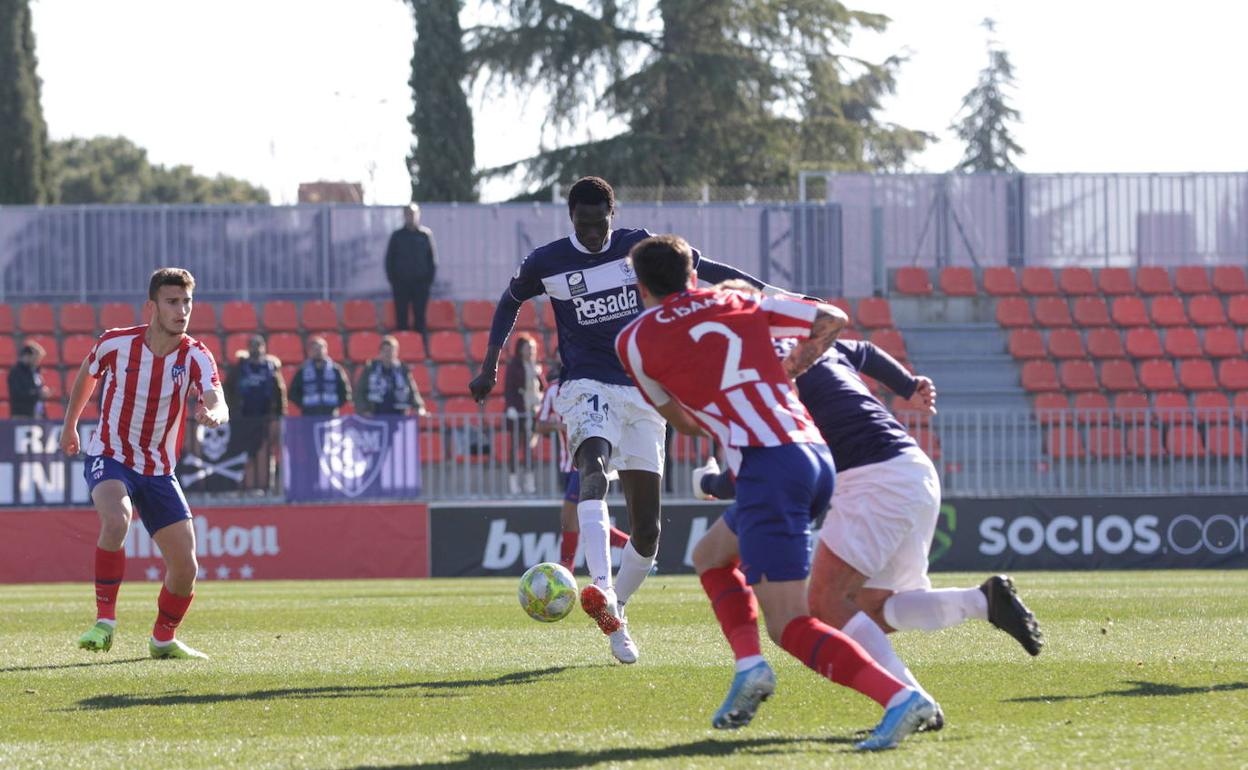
[342,300,380,331]
[516,303,540,331]
[18,303,54,334]
[1230,296,1248,326]
[1008,329,1045,359]
[1125,328,1162,358]
[1194,392,1231,424]
[1111,297,1149,327]
[1087,426,1125,458]
[195,334,223,365]
[1163,327,1202,358]
[1099,359,1140,392]
[995,298,1034,328]
[856,298,894,329]
[1033,393,1070,425]
[0,337,15,366]
[1021,267,1058,296]
[266,333,304,365]
[1073,393,1111,425]
[1149,296,1187,327]
[62,335,95,366]
[1166,425,1205,458]
[435,364,473,395]
[224,333,252,362]
[1127,426,1164,457]
[221,301,259,333]
[301,300,338,332]
[0,402,10,418]
[187,302,217,334]
[426,299,458,331]
[1086,328,1125,359]
[1153,392,1192,426]
[441,396,482,414]
[410,363,432,395]
[262,300,299,332]
[468,331,492,362]
[43,401,64,420]
[983,267,1020,296]
[1202,327,1242,358]
[0,305,12,334]
[1207,426,1246,458]
[1113,393,1151,424]
[1058,268,1097,296]
[1072,297,1111,327]
[1047,329,1086,359]
[1218,359,1248,391]
[0,369,7,400]
[868,329,907,360]
[1034,298,1073,327]
[1236,392,1248,415]
[24,335,59,366]
[1135,266,1173,295]
[429,331,467,363]
[42,369,64,400]
[939,267,977,296]
[1213,266,1248,295]
[100,303,137,330]
[539,301,556,330]
[1188,294,1227,326]
[1174,266,1211,294]
[347,331,383,363]
[894,267,932,295]
[1046,427,1085,459]
[393,331,426,362]
[59,303,96,334]
[1021,360,1059,392]
[461,300,495,330]
[1060,361,1099,391]
[322,334,345,362]
[420,430,444,464]
[1139,359,1178,391]
[1097,268,1135,296]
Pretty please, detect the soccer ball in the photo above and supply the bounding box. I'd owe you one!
[518,562,578,622]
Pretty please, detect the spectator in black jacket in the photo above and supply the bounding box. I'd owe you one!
[224,335,288,491]
[385,203,437,350]
[288,336,351,417]
[9,342,50,418]
[355,335,427,417]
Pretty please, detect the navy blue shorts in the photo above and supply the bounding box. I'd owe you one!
[85,455,192,536]
[563,471,581,503]
[722,443,835,585]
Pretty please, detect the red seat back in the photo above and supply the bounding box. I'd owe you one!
[1021,268,1058,296]
[1111,297,1149,327]
[1021,360,1059,392]
[894,267,932,296]
[342,300,380,331]
[1188,294,1227,326]
[100,303,137,330]
[1174,266,1211,294]
[59,303,97,334]
[1059,267,1097,296]
[1149,296,1187,327]
[995,298,1033,328]
[856,298,894,329]
[1034,298,1073,327]
[983,267,1021,296]
[1202,327,1242,358]
[1100,360,1140,392]
[1163,327,1201,358]
[1212,266,1248,295]
[1136,266,1173,295]
[1139,359,1178,391]
[939,267,977,296]
[1086,328,1124,358]
[1060,360,1099,391]
[1072,297,1111,327]
[1097,268,1134,295]
[1047,329,1086,359]
[221,301,259,333]
[1008,329,1045,359]
[262,300,299,332]
[18,303,54,334]
[1124,328,1162,358]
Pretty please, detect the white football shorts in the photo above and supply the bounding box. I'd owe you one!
[818,446,940,593]
[554,378,666,475]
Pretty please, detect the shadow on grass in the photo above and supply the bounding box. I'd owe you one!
[69,666,578,710]
[0,657,148,673]
[350,735,858,770]
[1007,679,1248,703]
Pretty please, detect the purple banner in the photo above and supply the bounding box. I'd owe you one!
[282,415,422,502]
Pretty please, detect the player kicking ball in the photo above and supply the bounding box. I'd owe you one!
[616,236,935,751]
[469,177,788,663]
[61,268,228,660]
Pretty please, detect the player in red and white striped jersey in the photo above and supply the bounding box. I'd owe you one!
[616,235,935,750]
[60,268,229,661]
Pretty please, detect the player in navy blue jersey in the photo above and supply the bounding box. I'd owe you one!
[469,177,800,663]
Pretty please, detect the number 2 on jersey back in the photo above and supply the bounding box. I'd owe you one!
[689,322,760,391]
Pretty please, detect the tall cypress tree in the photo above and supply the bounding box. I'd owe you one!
[0,0,52,204]
[408,0,477,202]
[952,18,1023,173]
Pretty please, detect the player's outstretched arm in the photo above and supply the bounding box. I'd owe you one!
[849,340,937,414]
[195,389,229,428]
[59,359,98,457]
[783,303,849,379]
[469,289,526,402]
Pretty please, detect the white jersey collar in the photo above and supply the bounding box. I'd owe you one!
[570,230,612,255]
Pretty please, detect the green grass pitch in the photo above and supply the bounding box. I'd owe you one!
[2,571,1246,768]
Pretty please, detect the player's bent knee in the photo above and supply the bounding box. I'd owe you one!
[631,519,660,554]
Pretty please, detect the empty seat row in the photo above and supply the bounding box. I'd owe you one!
[1009,327,1244,361]
[1046,424,1246,459]
[996,294,1248,328]
[1022,358,1248,393]
[1035,392,1248,423]
[896,266,1248,297]
[824,297,895,330]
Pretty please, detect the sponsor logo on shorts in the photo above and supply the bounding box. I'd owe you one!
[91,457,105,481]
[566,271,588,297]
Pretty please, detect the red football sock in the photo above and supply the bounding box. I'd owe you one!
[94,547,126,621]
[152,586,194,643]
[609,527,629,548]
[699,565,761,661]
[560,530,578,572]
[780,615,906,707]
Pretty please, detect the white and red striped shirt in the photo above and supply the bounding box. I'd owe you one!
[616,288,824,473]
[536,381,574,473]
[83,325,221,476]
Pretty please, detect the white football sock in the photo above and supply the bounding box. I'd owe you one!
[613,540,655,609]
[734,654,765,673]
[883,588,988,632]
[577,500,613,590]
[843,611,931,701]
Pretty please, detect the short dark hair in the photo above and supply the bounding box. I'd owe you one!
[20,341,45,358]
[629,235,694,297]
[567,176,614,213]
[513,332,537,354]
[148,268,195,300]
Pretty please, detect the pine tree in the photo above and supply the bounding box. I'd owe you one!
[408,0,477,202]
[0,0,53,204]
[952,18,1023,173]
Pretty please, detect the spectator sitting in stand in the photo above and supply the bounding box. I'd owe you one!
[288,336,351,417]
[354,335,427,417]
[9,342,51,418]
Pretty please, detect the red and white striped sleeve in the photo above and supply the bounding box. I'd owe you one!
[188,341,222,394]
[759,295,818,338]
[537,382,560,422]
[615,320,671,408]
[86,330,129,379]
